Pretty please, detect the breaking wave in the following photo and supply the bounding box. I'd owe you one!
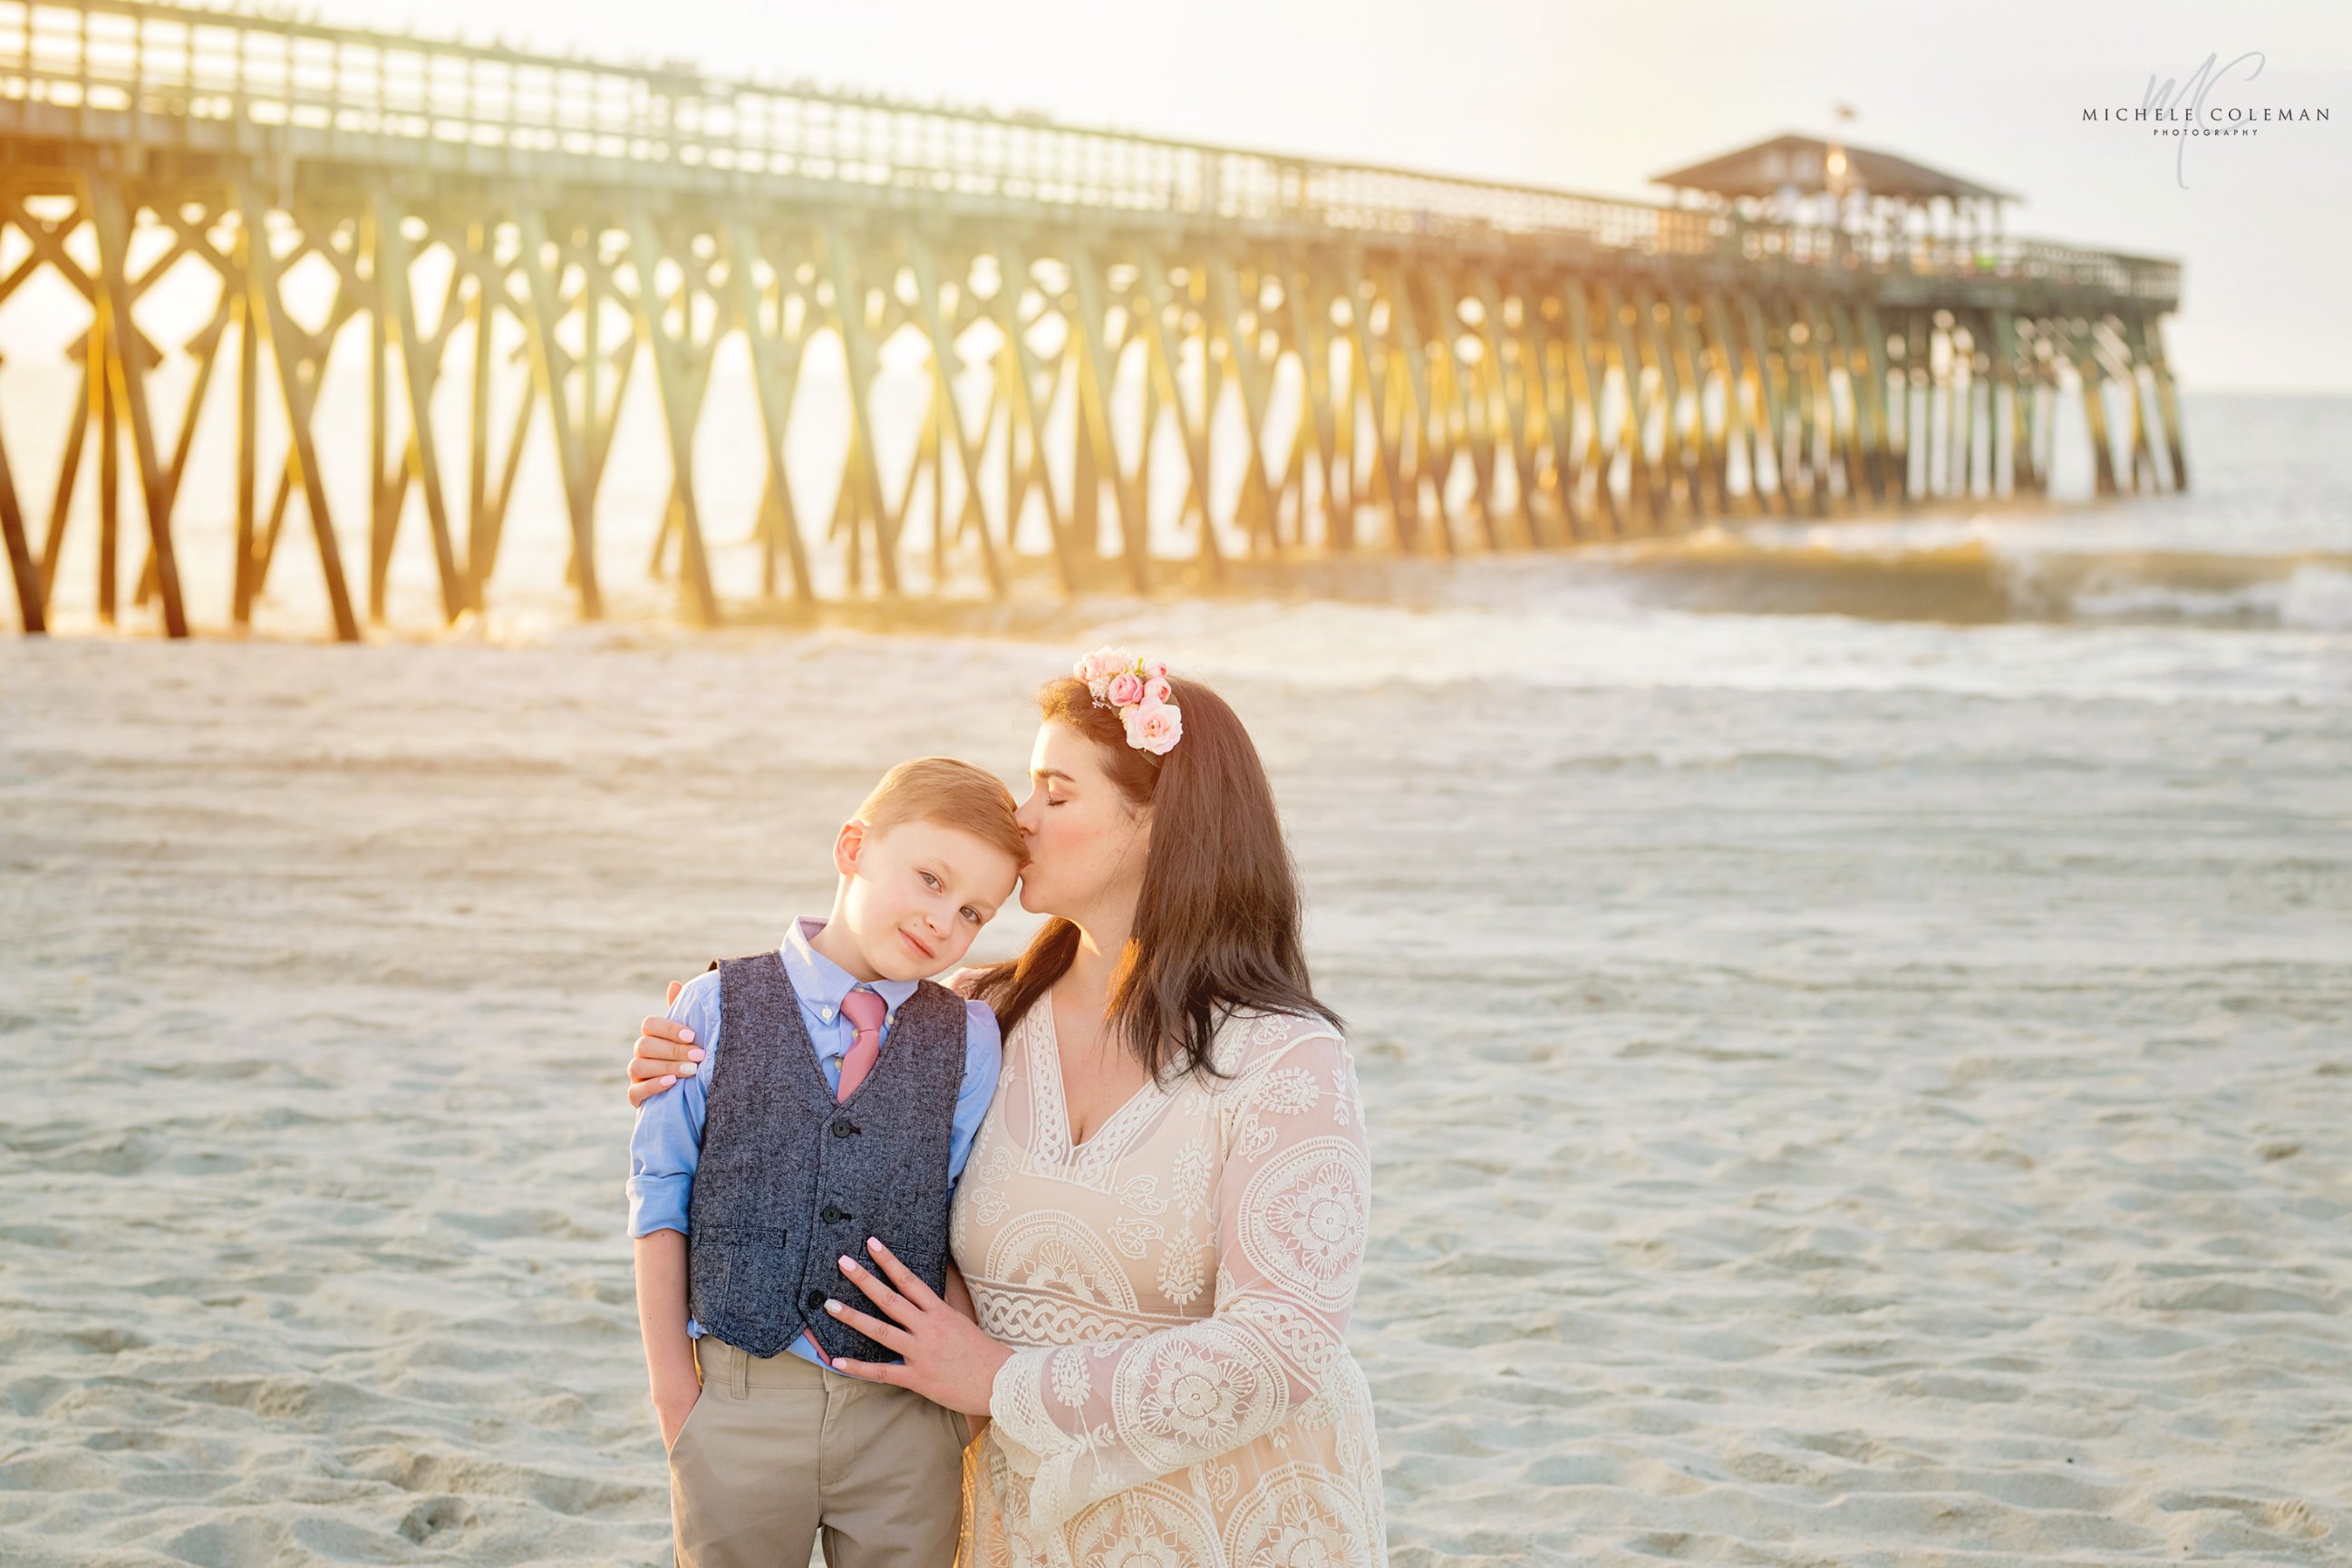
[1594,534,2352,630]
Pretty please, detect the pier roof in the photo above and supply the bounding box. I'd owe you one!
[1651,133,2018,205]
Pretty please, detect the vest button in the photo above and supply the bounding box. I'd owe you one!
[833,1120,858,1138]
[821,1205,847,1224]
[804,1288,825,1312]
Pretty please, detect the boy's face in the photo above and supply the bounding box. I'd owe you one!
[832,818,1020,982]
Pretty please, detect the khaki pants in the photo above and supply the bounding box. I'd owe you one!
[668,1335,968,1568]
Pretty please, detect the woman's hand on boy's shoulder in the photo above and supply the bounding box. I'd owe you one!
[628,980,706,1108]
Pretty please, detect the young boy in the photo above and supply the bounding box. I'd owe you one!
[626,757,1023,1568]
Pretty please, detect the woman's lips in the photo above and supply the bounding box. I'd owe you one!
[901,929,935,961]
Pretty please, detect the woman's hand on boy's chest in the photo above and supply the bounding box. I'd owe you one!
[820,1237,1013,1418]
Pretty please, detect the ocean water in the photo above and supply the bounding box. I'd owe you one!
[1,389,2347,1564]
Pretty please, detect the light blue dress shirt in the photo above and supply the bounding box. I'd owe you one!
[626,915,1002,1371]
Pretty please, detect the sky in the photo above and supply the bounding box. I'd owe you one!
[311,0,2350,390]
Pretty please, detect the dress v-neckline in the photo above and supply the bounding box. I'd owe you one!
[1035,996,1157,1158]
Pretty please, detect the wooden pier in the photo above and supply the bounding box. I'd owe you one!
[0,0,2186,638]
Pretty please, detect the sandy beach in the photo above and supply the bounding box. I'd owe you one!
[4,537,2348,1567]
[1,0,2348,1545]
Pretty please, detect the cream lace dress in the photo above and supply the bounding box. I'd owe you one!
[948,992,1387,1568]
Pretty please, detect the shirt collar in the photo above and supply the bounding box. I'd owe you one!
[781,916,918,1022]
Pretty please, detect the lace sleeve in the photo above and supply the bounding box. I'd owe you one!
[986,1013,1371,1531]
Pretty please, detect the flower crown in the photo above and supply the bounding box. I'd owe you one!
[1073,646,1183,756]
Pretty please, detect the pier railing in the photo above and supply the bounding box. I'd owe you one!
[0,0,2177,305]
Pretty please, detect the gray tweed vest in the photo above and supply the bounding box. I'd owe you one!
[684,950,967,1362]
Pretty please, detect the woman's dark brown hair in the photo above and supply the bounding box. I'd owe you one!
[964,675,1341,1080]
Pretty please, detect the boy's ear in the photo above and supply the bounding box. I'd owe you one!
[834,820,866,878]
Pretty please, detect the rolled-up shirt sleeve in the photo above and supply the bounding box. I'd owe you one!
[624,970,722,1237]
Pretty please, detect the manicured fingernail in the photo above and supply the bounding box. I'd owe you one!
[839,1255,858,1271]
[676,1062,698,1076]
[833,1357,849,1370]
[688,1048,705,1061]
[659,1076,677,1089]
[678,1029,694,1044]
[866,1237,882,1253]
[825,1299,843,1314]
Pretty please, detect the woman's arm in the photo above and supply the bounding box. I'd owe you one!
[632,966,987,1108]
[942,1262,992,1447]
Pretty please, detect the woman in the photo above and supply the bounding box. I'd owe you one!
[626,654,1386,1567]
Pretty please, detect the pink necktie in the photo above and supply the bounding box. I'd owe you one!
[836,988,886,1102]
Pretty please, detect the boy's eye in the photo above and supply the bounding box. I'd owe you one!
[961,907,980,925]
[920,871,941,889]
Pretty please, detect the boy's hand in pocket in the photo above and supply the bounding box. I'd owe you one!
[653,1379,700,1452]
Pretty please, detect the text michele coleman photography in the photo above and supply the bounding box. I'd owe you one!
[2,2,2346,1565]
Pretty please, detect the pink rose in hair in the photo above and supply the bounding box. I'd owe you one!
[1106,672,1145,706]
[1123,699,1183,755]
[1077,648,1128,700]
[1143,676,1171,705]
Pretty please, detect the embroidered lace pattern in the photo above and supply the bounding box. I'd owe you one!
[946,982,1387,1568]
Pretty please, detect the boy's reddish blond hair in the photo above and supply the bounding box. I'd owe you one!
[855,757,1025,866]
